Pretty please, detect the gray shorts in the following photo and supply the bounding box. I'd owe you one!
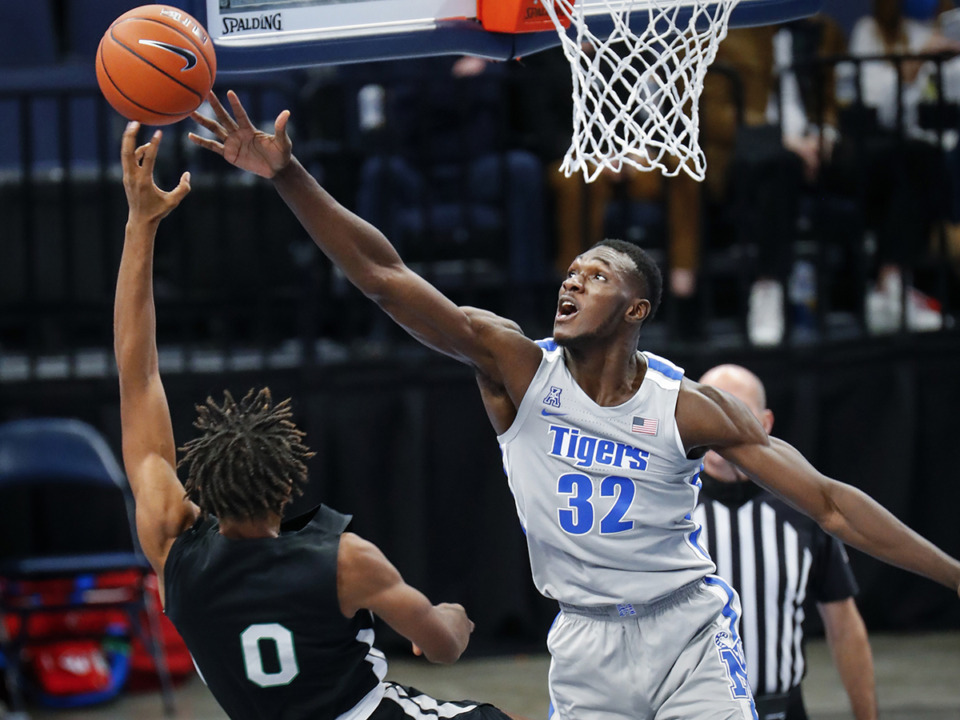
[547,577,758,720]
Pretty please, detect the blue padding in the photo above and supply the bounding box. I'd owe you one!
[0,419,126,489]
[188,0,824,72]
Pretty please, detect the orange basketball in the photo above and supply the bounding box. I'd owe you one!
[96,5,217,126]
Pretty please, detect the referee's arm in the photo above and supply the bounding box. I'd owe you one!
[677,378,960,599]
[819,598,877,720]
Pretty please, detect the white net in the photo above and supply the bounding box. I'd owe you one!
[540,0,742,182]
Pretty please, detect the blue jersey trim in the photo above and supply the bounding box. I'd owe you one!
[705,575,760,719]
[686,468,709,559]
[646,355,683,381]
[537,338,559,351]
[688,525,710,561]
[704,575,742,644]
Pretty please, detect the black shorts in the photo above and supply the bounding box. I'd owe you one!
[368,682,513,720]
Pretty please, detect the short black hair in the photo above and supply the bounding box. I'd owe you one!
[593,238,663,321]
[178,388,314,520]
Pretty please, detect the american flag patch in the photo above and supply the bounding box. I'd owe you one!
[631,416,659,435]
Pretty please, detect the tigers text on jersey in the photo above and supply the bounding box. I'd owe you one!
[498,341,715,606]
[164,505,386,720]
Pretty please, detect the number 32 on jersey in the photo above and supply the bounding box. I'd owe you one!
[557,473,636,535]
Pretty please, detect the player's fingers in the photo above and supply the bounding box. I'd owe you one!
[226,89,255,129]
[411,643,422,657]
[146,128,162,157]
[274,109,291,138]
[134,140,153,168]
[120,121,140,172]
[187,132,224,155]
[207,90,238,130]
[190,109,226,138]
[138,130,162,172]
[169,171,191,205]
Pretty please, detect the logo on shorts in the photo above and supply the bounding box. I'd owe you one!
[616,603,636,617]
[714,631,751,700]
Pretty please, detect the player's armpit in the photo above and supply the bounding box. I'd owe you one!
[462,307,536,433]
[337,533,472,664]
[127,451,200,577]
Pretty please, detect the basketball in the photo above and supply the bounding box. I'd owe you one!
[96,5,217,126]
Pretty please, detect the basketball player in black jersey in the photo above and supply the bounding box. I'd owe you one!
[115,122,526,720]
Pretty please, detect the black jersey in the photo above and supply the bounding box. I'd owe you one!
[693,476,858,698]
[164,505,384,720]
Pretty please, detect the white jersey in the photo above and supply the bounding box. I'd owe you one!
[498,340,716,606]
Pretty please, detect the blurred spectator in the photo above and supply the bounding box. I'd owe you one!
[666,20,845,346]
[734,15,848,345]
[841,0,960,332]
[509,46,663,279]
[354,56,547,293]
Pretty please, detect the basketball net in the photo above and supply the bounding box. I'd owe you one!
[539,0,741,182]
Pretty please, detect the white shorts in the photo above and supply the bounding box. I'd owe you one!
[546,577,758,720]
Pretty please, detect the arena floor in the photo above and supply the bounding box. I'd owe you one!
[17,631,960,720]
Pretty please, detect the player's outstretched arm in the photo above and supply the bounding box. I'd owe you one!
[678,380,960,598]
[337,533,472,665]
[115,122,200,591]
[188,91,542,399]
[818,599,877,720]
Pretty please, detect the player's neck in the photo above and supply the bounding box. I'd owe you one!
[563,344,646,407]
[218,513,283,539]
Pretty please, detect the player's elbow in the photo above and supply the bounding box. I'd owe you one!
[814,494,846,538]
[362,262,408,307]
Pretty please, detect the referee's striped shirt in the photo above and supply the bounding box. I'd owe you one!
[693,475,858,697]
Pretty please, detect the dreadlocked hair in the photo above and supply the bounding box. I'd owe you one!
[178,388,314,520]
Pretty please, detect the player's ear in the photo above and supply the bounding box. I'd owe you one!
[626,298,651,325]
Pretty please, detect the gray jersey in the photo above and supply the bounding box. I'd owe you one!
[498,340,716,605]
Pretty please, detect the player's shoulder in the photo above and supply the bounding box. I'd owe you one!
[338,532,402,603]
[461,306,538,345]
[678,375,728,410]
[461,306,520,330]
[460,306,543,379]
[338,532,391,574]
[676,377,766,451]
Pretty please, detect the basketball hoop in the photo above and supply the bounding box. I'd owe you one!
[489,0,742,183]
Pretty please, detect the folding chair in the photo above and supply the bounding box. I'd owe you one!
[0,418,175,717]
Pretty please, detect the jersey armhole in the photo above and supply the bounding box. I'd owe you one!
[666,380,690,459]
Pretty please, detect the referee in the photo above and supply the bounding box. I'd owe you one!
[694,364,877,720]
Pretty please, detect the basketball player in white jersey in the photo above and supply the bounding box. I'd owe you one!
[190,91,960,720]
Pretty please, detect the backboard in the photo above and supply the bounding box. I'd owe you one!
[191,0,822,72]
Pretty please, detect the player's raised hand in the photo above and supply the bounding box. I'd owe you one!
[121,121,191,224]
[189,90,292,179]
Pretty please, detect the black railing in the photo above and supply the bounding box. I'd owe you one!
[2,52,960,383]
